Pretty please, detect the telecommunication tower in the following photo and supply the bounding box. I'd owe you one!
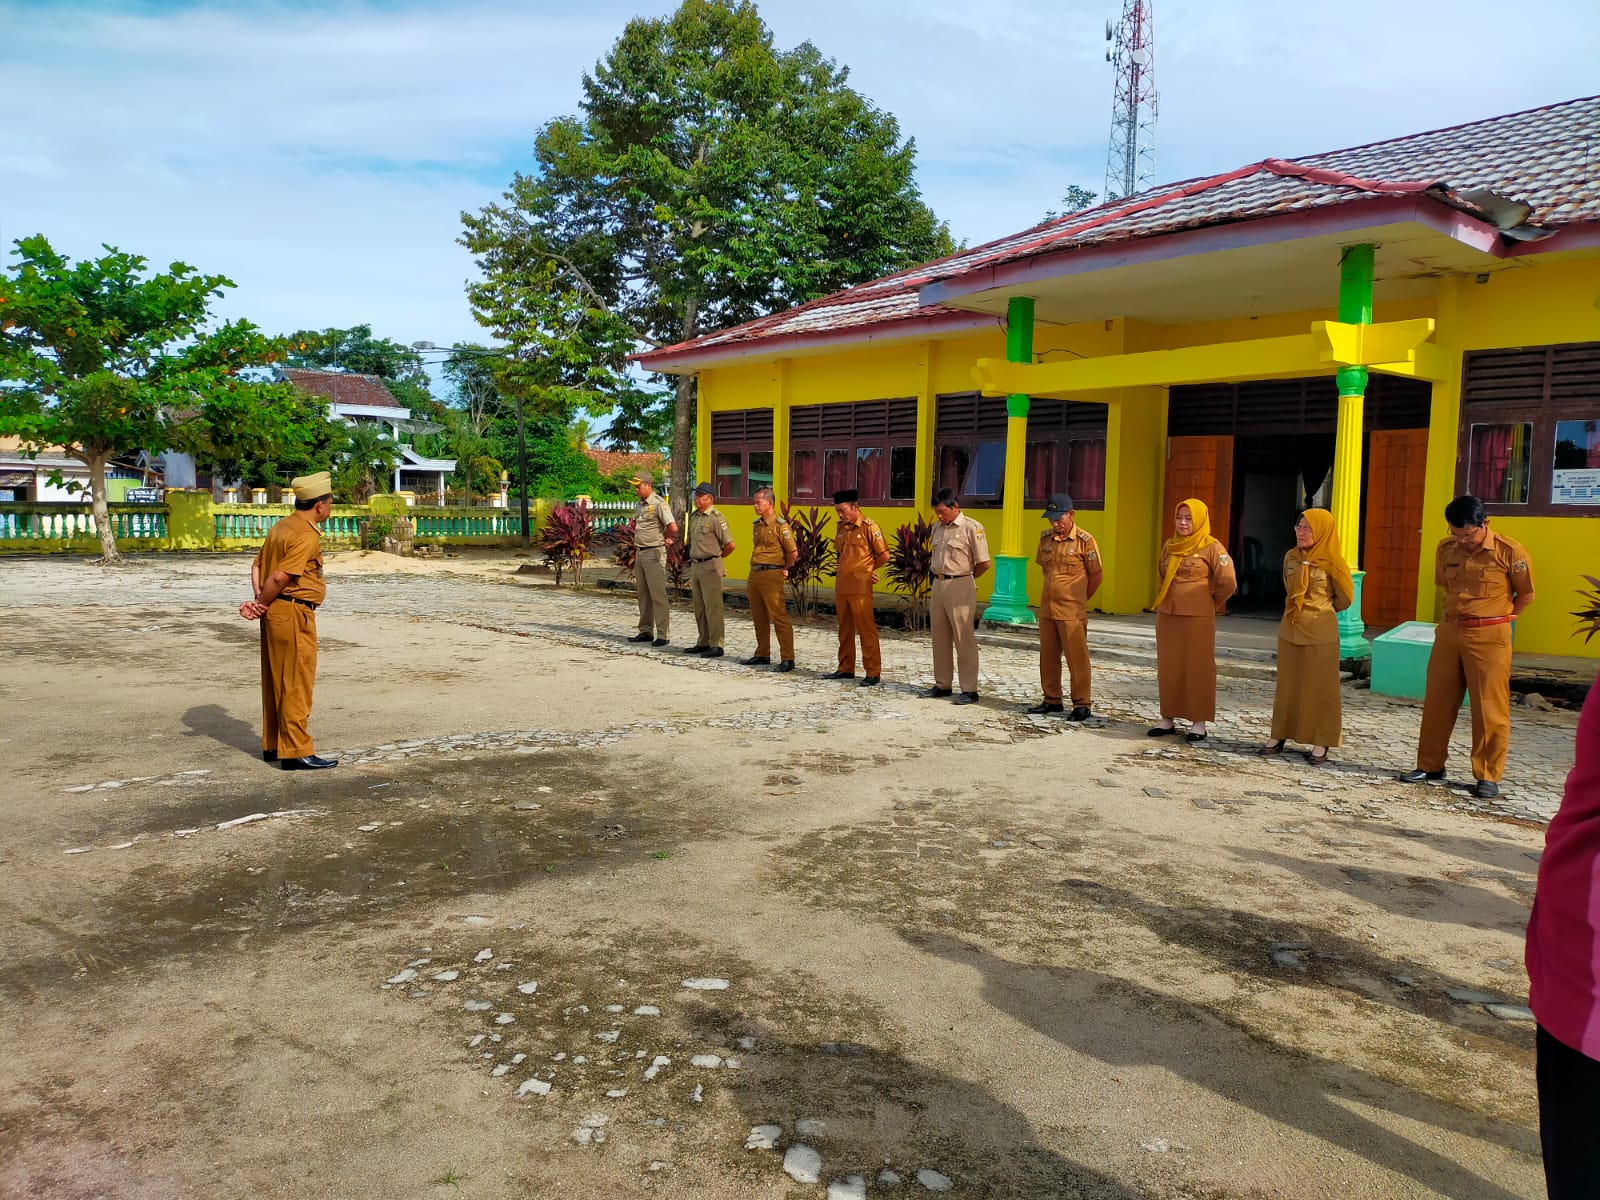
[1104,0,1158,201]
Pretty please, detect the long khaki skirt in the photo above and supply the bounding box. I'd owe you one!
[1270,638,1342,747]
[1155,612,1216,722]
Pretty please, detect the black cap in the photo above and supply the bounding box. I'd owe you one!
[832,488,859,505]
[693,481,714,497]
[1042,493,1075,520]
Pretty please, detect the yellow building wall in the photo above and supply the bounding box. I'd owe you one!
[696,254,1600,653]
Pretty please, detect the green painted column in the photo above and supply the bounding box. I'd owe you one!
[1332,244,1374,661]
[982,296,1038,625]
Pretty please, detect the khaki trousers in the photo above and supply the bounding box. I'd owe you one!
[748,568,794,659]
[1039,616,1091,707]
[930,576,980,692]
[260,601,318,758]
[1156,612,1217,722]
[635,545,670,637]
[1417,622,1513,781]
[689,559,726,648]
[836,594,881,676]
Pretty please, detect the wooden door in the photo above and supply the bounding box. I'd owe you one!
[1163,435,1234,549]
[1363,428,1429,628]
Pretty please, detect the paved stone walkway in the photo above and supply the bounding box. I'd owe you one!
[11,554,1578,822]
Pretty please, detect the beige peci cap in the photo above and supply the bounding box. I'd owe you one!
[291,471,333,502]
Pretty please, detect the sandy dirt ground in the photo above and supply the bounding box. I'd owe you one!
[0,551,1558,1200]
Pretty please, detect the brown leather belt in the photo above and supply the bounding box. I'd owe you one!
[277,595,318,610]
[751,563,785,571]
[934,573,970,580]
[692,555,718,563]
[1457,615,1512,627]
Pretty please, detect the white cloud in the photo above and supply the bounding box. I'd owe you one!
[2,0,1596,349]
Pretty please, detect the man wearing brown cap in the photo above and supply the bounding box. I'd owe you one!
[825,488,889,686]
[628,470,678,647]
[1028,493,1101,721]
[684,482,736,657]
[238,472,337,770]
[925,487,991,704]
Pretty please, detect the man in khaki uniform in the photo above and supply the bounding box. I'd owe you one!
[923,487,991,705]
[1402,494,1535,799]
[684,482,735,657]
[238,471,337,770]
[823,488,890,687]
[745,486,798,672]
[628,470,678,647]
[1027,492,1102,721]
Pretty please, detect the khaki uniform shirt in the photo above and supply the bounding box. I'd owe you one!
[834,515,888,596]
[1279,550,1352,646]
[931,512,991,577]
[255,511,326,605]
[634,492,676,548]
[751,512,798,565]
[686,506,733,576]
[1156,541,1238,617]
[1036,525,1101,620]
[1436,529,1534,621]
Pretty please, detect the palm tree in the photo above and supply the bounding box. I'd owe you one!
[445,416,503,499]
[335,420,403,502]
[567,415,597,452]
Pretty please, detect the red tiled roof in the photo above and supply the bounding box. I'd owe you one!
[585,449,664,477]
[636,94,1600,368]
[280,368,405,409]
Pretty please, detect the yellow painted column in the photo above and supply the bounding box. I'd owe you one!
[914,340,935,514]
[1416,277,1462,622]
[1332,244,1374,659]
[982,297,1036,624]
[772,359,790,500]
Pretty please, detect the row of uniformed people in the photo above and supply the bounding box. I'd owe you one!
[622,473,1536,796]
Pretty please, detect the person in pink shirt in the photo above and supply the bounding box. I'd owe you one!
[1526,675,1600,1196]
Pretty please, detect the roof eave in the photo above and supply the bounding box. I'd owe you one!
[917,195,1510,310]
[632,309,995,375]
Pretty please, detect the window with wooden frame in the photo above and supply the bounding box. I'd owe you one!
[789,398,918,506]
[933,394,1108,508]
[1457,342,1600,516]
[709,408,775,501]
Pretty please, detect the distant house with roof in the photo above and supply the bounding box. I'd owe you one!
[279,368,456,504]
[583,448,665,482]
[637,94,1600,658]
[0,436,145,502]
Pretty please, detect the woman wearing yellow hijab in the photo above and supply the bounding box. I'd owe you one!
[1150,498,1237,741]
[1261,508,1354,764]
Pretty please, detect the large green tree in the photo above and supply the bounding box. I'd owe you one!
[284,323,439,417]
[0,235,319,562]
[461,0,954,506]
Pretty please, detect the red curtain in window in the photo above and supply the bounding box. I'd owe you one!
[824,449,853,497]
[1025,441,1055,502]
[857,447,885,500]
[1469,426,1513,499]
[1067,439,1107,503]
[792,449,818,498]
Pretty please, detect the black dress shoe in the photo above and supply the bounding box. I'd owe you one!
[774,660,795,673]
[628,633,653,643]
[683,644,710,654]
[652,638,669,647]
[1147,726,1177,737]
[859,676,881,687]
[280,755,338,771]
[1024,701,1065,715]
[705,647,724,658]
[822,670,855,680]
[953,691,979,705]
[743,655,771,666]
[1399,769,1445,783]
[924,686,954,699]
[1473,780,1501,799]
[1185,732,1208,743]
[262,749,278,763]
[1067,707,1092,722]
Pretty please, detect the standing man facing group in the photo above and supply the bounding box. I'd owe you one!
[238,471,337,771]
[825,488,890,687]
[923,488,990,705]
[1401,494,1534,798]
[628,470,678,648]
[745,487,798,672]
[1026,493,1101,720]
[684,482,736,658]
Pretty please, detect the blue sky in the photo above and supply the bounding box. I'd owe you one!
[3,0,1598,351]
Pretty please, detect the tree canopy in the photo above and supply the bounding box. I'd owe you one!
[284,323,439,417]
[461,0,954,505]
[0,234,327,561]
